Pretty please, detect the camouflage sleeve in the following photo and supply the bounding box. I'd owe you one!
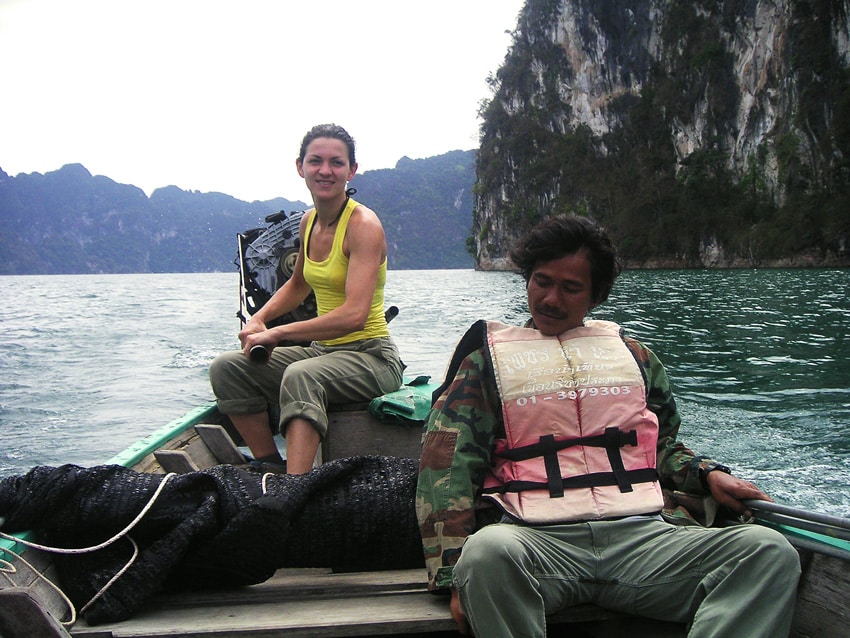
[625,337,717,494]
[415,348,501,592]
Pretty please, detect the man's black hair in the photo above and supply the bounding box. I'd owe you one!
[509,215,622,305]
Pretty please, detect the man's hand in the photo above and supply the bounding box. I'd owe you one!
[450,588,471,636]
[707,470,771,517]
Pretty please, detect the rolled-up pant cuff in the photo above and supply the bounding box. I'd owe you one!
[279,401,328,438]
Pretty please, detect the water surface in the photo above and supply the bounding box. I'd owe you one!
[1,269,847,515]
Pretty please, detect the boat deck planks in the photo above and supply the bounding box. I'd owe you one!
[1,542,72,626]
[0,587,72,638]
[67,568,455,638]
[791,550,850,635]
[67,567,664,638]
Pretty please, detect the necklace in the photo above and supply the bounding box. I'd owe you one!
[327,188,358,227]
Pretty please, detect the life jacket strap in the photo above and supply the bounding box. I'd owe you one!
[605,426,635,493]
[496,427,637,462]
[494,427,642,496]
[481,468,659,497]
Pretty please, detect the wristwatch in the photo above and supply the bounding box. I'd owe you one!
[699,462,732,491]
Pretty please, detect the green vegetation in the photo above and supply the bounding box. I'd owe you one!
[0,151,477,274]
[473,0,850,267]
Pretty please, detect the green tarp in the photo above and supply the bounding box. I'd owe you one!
[369,375,437,425]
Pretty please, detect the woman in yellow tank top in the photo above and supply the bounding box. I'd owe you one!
[209,124,404,474]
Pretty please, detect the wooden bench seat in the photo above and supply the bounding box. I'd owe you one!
[152,408,423,474]
[324,409,423,462]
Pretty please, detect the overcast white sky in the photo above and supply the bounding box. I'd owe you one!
[1,0,525,203]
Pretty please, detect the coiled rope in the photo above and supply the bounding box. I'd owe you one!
[0,472,176,628]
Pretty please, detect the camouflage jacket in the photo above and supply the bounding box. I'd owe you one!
[415,320,721,592]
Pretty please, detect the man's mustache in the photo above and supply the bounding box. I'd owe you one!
[534,305,567,319]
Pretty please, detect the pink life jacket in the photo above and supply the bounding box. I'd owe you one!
[481,320,664,523]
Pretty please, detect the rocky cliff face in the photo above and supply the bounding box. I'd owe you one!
[473,0,850,269]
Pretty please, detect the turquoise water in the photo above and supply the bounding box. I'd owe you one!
[0,269,847,516]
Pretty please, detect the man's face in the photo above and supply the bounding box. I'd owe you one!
[527,251,596,336]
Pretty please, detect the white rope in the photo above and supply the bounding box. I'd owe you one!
[0,472,176,554]
[0,472,176,628]
[0,545,79,627]
[261,472,273,494]
[78,535,139,617]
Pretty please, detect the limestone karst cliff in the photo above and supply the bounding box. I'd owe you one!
[473,0,850,269]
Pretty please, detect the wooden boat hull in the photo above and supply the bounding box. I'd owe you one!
[2,404,848,637]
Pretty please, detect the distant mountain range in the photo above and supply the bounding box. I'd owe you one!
[0,150,476,275]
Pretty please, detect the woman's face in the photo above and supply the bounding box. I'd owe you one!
[296,137,357,201]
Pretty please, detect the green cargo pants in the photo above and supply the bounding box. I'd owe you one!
[453,516,800,638]
[209,336,404,437]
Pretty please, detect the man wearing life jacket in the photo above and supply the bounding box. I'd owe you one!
[415,215,800,638]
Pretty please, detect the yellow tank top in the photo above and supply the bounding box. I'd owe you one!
[303,197,390,346]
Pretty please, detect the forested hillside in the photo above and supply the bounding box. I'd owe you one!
[472,0,850,269]
[6,1,848,274]
[0,151,475,274]
[350,151,474,269]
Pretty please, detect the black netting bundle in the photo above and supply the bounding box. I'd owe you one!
[0,456,422,625]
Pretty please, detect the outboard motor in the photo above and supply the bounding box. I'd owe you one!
[236,210,317,330]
